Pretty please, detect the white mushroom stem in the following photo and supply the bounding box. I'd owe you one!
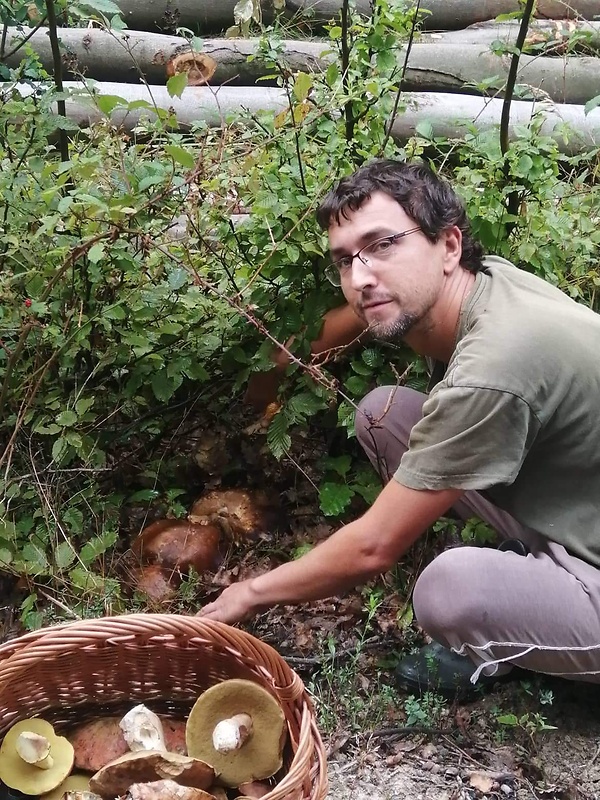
[212,714,253,753]
[15,731,54,769]
[119,705,166,752]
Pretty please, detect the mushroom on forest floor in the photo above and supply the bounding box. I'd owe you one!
[0,719,75,796]
[89,751,215,799]
[185,679,287,788]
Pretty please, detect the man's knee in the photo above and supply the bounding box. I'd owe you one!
[413,548,490,645]
[355,386,398,447]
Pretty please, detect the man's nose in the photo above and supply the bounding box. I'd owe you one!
[349,255,377,292]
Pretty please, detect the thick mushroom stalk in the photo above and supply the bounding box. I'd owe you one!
[119,705,166,752]
[212,714,253,753]
[15,731,54,769]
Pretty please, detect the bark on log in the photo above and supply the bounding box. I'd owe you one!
[400,45,600,105]
[97,0,600,33]
[420,20,600,52]
[6,81,599,154]
[4,29,600,104]
[1,27,327,86]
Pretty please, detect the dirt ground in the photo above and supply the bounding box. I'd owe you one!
[325,678,600,800]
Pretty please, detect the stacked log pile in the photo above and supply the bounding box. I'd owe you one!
[2,0,599,152]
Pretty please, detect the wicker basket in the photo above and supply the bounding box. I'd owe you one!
[0,614,328,800]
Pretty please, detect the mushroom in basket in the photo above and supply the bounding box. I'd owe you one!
[0,719,74,796]
[185,679,287,788]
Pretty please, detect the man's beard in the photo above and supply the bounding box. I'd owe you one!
[369,311,419,342]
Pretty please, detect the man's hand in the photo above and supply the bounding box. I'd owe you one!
[197,580,259,625]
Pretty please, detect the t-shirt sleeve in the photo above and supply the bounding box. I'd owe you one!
[394,385,541,491]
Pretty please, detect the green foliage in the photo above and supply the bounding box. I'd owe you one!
[0,0,599,619]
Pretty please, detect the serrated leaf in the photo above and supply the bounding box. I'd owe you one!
[79,0,123,14]
[51,437,69,464]
[56,410,78,427]
[21,543,48,574]
[151,370,175,402]
[319,482,354,516]
[75,397,95,415]
[165,144,196,169]
[167,72,188,98]
[95,94,125,115]
[267,411,291,460]
[415,120,433,140]
[234,0,254,24]
[55,541,77,570]
[80,530,118,565]
[167,267,189,289]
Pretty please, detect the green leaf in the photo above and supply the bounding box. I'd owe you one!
[167,72,188,98]
[56,410,78,427]
[21,543,49,575]
[585,95,600,115]
[151,370,175,402]
[87,242,106,264]
[79,0,123,15]
[55,541,77,570]
[497,714,519,726]
[165,145,196,169]
[95,94,125,115]
[267,411,291,460]
[51,437,69,464]
[80,530,118,565]
[319,482,354,516]
[293,72,312,103]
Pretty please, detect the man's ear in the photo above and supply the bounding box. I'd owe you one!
[442,225,463,275]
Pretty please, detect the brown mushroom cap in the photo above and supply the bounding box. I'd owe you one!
[185,679,286,788]
[0,718,75,795]
[89,750,214,799]
[132,520,222,574]
[124,779,217,799]
[69,715,187,772]
[189,489,276,542]
[40,773,91,800]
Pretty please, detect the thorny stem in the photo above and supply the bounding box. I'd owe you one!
[45,0,69,163]
[500,0,535,227]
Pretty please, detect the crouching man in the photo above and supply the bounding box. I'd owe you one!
[199,159,600,697]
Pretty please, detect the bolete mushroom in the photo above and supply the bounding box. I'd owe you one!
[69,709,187,771]
[40,773,92,800]
[123,779,217,799]
[132,520,222,575]
[185,680,286,788]
[189,489,277,542]
[0,719,75,796]
[89,751,214,799]
[119,706,166,752]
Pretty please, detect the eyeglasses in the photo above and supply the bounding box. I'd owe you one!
[324,227,421,287]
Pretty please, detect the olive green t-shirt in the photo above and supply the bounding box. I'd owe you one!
[394,255,600,566]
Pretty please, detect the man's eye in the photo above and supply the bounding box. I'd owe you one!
[337,257,352,270]
[370,238,394,254]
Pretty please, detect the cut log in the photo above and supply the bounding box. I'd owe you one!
[399,44,600,105]
[285,0,600,29]
[5,81,599,154]
[420,20,600,52]
[1,28,328,86]
[76,0,600,33]
[390,91,600,155]
[4,29,600,104]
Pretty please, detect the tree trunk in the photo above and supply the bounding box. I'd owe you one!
[420,20,600,53]
[1,28,326,85]
[4,29,600,103]
[95,0,600,33]
[8,81,600,154]
[400,45,600,105]
[285,0,600,30]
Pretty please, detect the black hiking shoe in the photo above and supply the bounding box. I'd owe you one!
[395,642,521,701]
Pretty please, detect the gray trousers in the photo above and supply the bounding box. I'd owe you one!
[356,386,600,683]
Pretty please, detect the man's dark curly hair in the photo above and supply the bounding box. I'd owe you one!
[316,159,484,273]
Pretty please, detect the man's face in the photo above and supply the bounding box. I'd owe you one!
[327,191,460,342]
